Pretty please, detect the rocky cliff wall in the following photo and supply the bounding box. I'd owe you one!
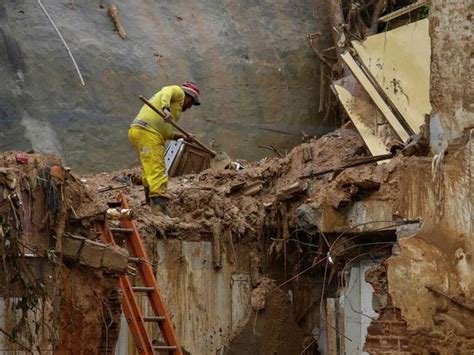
[0,0,333,172]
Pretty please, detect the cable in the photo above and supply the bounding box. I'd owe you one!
[37,0,85,86]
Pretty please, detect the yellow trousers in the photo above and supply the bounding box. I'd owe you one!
[128,126,168,197]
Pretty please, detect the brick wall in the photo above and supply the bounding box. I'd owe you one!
[363,263,421,355]
[364,303,416,354]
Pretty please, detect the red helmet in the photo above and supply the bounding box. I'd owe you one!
[181,81,201,106]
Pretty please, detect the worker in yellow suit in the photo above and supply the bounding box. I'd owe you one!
[128,82,201,214]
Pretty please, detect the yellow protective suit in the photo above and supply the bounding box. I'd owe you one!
[135,85,184,140]
[128,126,168,197]
[128,85,185,198]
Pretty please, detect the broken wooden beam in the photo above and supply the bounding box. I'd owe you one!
[301,153,393,179]
[108,4,127,39]
[212,221,222,269]
[98,184,128,193]
[341,51,411,141]
[379,0,429,23]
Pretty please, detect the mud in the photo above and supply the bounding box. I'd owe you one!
[85,127,402,353]
[58,266,121,354]
[0,151,123,352]
[90,128,400,246]
[224,278,305,355]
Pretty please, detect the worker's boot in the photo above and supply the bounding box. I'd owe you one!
[144,187,150,205]
[150,196,168,215]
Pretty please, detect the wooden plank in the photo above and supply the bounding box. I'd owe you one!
[352,19,430,135]
[379,0,429,22]
[337,297,345,355]
[333,81,391,161]
[326,298,337,355]
[341,51,410,142]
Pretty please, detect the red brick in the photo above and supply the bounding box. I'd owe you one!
[379,307,403,321]
[387,321,408,336]
[364,337,381,350]
[399,339,412,351]
[379,338,400,350]
[367,322,387,336]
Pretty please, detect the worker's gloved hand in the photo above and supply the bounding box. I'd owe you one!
[184,135,196,143]
[163,108,173,123]
[173,132,186,141]
[173,132,195,143]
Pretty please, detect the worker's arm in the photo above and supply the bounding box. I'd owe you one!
[160,86,185,120]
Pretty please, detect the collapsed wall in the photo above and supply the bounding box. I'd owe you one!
[0,152,127,353]
[90,126,406,354]
[1,122,472,354]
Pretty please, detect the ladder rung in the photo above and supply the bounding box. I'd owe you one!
[154,345,177,350]
[132,286,155,292]
[143,316,165,322]
[109,227,134,233]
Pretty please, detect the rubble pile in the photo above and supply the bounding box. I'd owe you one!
[84,127,403,352]
[0,152,126,353]
[91,128,399,246]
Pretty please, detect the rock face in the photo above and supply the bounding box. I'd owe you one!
[0,0,333,172]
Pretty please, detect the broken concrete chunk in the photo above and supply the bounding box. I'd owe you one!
[302,145,313,163]
[249,252,262,287]
[62,236,84,259]
[79,243,105,269]
[62,234,128,272]
[325,190,351,209]
[250,278,275,311]
[297,203,347,233]
[277,181,308,201]
[226,181,246,195]
[101,245,129,272]
[241,181,263,196]
[352,179,381,190]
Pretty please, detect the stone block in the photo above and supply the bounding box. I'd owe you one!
[101,245,129,272]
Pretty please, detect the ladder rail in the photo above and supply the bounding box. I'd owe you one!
[97,223,155,354]
[118,193,182,354]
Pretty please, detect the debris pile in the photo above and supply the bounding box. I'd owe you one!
[92,127,399,245]
[0,152,127,353]
[87,127,404,352]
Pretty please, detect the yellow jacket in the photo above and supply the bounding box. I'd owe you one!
[135,85,185,140]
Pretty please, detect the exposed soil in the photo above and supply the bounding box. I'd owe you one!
[87,127,400,246]
[224,278,305,355]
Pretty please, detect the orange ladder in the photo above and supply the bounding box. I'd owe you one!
[97,193,182,355]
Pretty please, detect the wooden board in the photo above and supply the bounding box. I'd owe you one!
[168,142,211,177]
[341,51,410,142]
[352,19,431,134]
[333,77,392,163]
